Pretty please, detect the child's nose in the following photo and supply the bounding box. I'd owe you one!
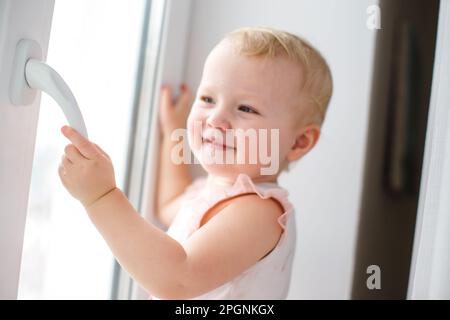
[206,108,232,130]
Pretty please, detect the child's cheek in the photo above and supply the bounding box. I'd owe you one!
[187,111,202,154]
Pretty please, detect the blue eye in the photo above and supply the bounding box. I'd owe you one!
[238,105,258,114]
[200,96,215,104]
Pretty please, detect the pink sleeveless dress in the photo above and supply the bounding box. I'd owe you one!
[149,173,296,300]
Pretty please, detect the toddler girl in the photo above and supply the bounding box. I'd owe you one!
[59,27,333,299]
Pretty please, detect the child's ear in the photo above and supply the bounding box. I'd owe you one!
[286,124,321,162]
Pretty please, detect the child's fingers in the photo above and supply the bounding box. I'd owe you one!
[61,153,72,164]
[160,85,173,110]
[61,126,99,160]
[159,86,174,127]
[93,143,110,160]
[62,154,72,168]
[176,84,193,109]
[58,163,67,177]
[64,144,86,162]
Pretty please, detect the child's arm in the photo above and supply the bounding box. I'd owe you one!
[156,85,193,228]
[59,125,187,297]
[59,126,283,299]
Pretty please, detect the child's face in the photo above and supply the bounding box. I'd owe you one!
[187,41,307,181]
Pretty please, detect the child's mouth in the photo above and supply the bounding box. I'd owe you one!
[202,137,236,150]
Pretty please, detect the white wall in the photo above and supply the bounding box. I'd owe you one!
[183,0,377,299]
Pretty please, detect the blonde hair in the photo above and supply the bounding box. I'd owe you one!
[224,27,333,126]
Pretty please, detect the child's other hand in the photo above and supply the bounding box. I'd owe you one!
[159,84,193,137]
[59,126,117,208]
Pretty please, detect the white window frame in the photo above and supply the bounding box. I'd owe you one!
[0,0,190,300]
[0,0,55,299]
[407,0,450,299]
[112,0,193,300]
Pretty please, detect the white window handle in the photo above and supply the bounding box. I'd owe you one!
[9,39,88,138]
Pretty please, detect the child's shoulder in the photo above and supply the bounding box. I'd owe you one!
[184,174,292,234]
[199,192,284,230]
[186,174,290,210]
[192,193,285,281]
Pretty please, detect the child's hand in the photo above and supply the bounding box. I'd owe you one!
[59,126,117,208]
[159,84,193,137]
